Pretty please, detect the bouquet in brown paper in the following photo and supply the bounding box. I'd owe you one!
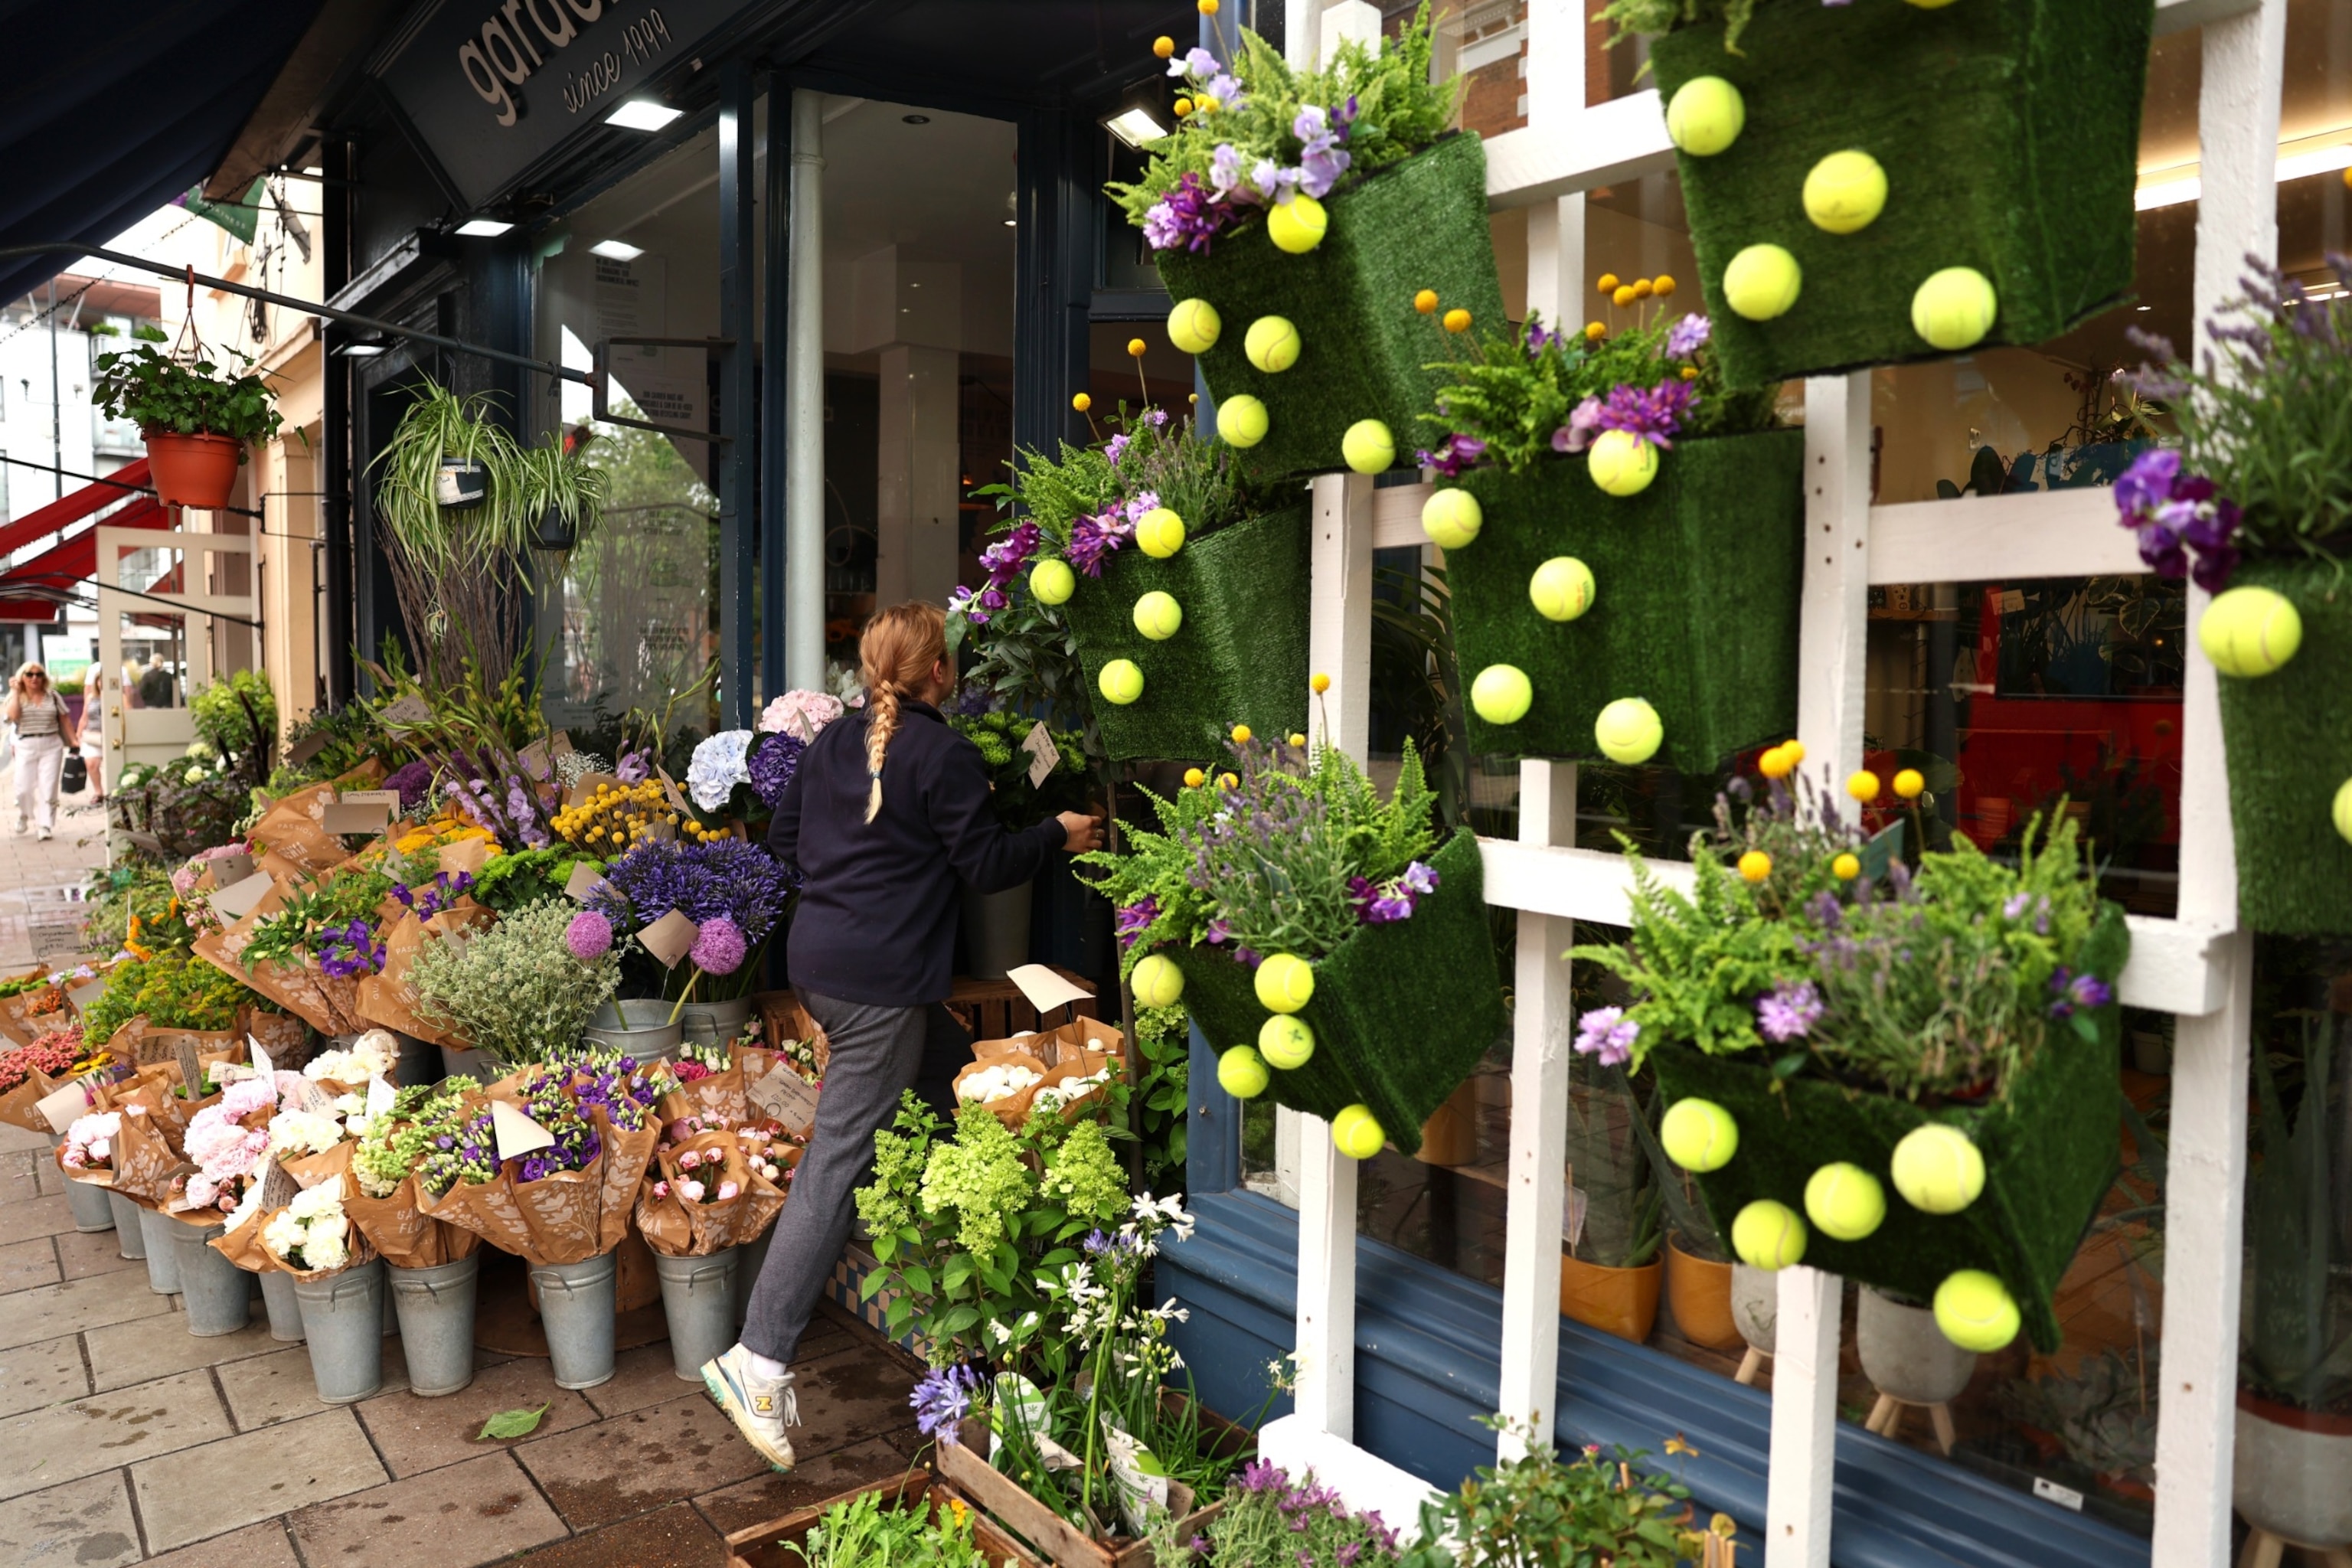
[345,1074,485,1269]
[965,1015,1125,1128]
[252,1172,372,1280]
[0,1023,87,1131]
[0,977,70,1047]
[194,870,383,1037]
[634,1126,793,1257]
[358,897,496,1044]
[247,784,349,883]
[656,1035,822,1139]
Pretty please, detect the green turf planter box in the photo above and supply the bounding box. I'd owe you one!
[1157,134,1504,481]
[1648,0,2152,388]
[1648,906,2129,1354]
[1447,428,1805,772]
[1060,506,1309,763]
[1171,829,1504,1157]
[2215,557,2352,936]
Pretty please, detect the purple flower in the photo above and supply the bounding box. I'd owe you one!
[910,1364,984,1441]
[1103,432,1130,465]
[1066,511,1134,577]
[1205,919,1233,946]
[2114,447,2241,590]
[1575,1007,1638,1067]
[1168,45,1218,79]
[1756,982,1824,1043]
[1593,378,1697,448]
[691,916,748,977]
[565,909,613,962]
[385,760,433,810]
[1115,897,1159,951]
[615,749,651,785]
[2114,447,2179,515]
[1553,396,1604,455]
[1400,861,1438,897]
[2047,968,2114,1019]
[1250,158,1301,204]
[586,838,797,945]
[316,917,384,979]
[747,732,806,810]
[1665,313,1713,359]
[1142,172,1230,255]
[1415,433,1488,480]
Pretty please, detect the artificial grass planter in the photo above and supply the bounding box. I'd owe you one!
[1060,507,1310,763]
[1447,428,1806,771]
[1158,134,1504,481]
[2214,557,2352,936]
[1173,828,1504,1156]
[1648,904,2131,1354]
[1648,0,2152,387]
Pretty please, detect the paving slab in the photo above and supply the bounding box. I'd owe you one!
[0,1236,57,1292]
[690,1436,915,1537]
[137,1519,302,1567]
[0,1330,89,1420]
[580,1341,704,1419]
[511,1499,728,1568]
[0,1468,140,1567]
[84,1309,275,1394]
[0,1167,37,1204]
[215,1336,410,1428]
[0,1123,49,1155]
[357,1354,602,1478]
[54,1229,142,1282]
[0,1272,172,1351]
[0,1194,77,1246]
[130,1406,387,1552]
[286,1449,569,1567]
[517,1390,772,1530]
[784,1336,927,1461]
[0,1368,231,1502]
[34,1158,67,1197]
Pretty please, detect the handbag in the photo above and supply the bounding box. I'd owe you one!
[60,753,87,793]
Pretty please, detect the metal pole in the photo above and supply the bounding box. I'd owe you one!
[47,279,62,501]
[717,59,757,729]
[761,75,790,708]
[785,89,827,690]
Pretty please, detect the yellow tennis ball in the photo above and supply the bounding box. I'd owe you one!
[1133,591,1184,641]
[1218,1045,1269,1099]
[1266,194,1328,254]
[1030,558,1076,606]
[1254,952,1315,1014]
[2198,585,2303,677]
[1131,953,1184,1008]
[1168,297,1222,354]
[1665,76,1745,157]
[1098,658,1145,705]
[1259,1014,1315,1070]
[1331,1104,1386,1161]
[1934,1270,2021,1354]
[1724,244,1802,322]
[1422,488,1483,549]
[1217,394,1269,448]
[1890,1124,1986,1215]
[1803,150,1889,235]
[1731,1200,1807,1272]
[1804,1162,1887,1242]
[2336,778,2352,845]
[1244,315,1302,374]
[1660,1099,1738,1172]
[1471,664,1533,726]
[1912,266,1999,351]
[1588,428,1660,497]
[1529,557,1596,622]
[1594,697,1664,765]
[1342,419,1396,475]
[1135,508,1187,558]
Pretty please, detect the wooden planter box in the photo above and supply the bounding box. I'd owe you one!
[724,1472,1042,1568]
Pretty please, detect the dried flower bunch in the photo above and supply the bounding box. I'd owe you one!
[408,897,624,1065]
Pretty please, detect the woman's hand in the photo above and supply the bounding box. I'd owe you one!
[1056,809,1106,854]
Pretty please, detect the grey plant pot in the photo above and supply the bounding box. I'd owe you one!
[531,1252,619,1390]
[388,1253,480,1396]
[136,1207,181,1295]
[439,1043,495,1083]
[655,1246,740,1381]
[2235,1403,2352,1548]
[1731,1263,1778,1357]
[678,997,756,1049]
[583,1000,684,1067]
[259,1267,305,1341]
[169,1220,254,1336]
[1857,1286,1976,1406]
[62,1174,114,1232]
[294,1258,387,1405]
[107,1191,145,1259]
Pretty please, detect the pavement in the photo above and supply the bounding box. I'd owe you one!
[0,758,111,971]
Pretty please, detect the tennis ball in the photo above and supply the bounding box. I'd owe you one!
[1342,419,1396,475]
[1890,1124,1986,1215]
[1267,194,1328,254]
[1218,1045,1270,1099]
[1912,266,1999,351]
[1254,952,1315,1014]
[1530,557,1596,622]
[1259,1014,1315,1070]
[1168,297,1222,354]
[1030,558,1076,606]
[1723,244,1802,322]
[1422,488,1483,549]
[1471,664,1533,726]
[1803,150,1889,235]
[1131,953,1184,1008]
[1587,429,1660,498]
[1135,507,1187,559]
[1934,1270,2021,1354]
[2198,585,2302,677]
[1133,591,1184,641]
[2336,777,2352,845]
[1660,1099,1738,1172]
[1665,76,1745,157]
[1217,395,1269,448]
[1731,1200,1807,1272]
[1244,315,1303,374]
[1098,659,1145,706]
[1594,697,1664,765]
[1804,1161,1887,1242]
[1331,1103,1386,1160]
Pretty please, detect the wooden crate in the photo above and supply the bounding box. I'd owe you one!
[946,969,1099,1045]
[724,1472,1041,1568]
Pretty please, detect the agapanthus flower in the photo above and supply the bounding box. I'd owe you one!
[1574,1006,1638,1067]
[691,916,748,977]
[2047,968,2114,1019]
[911,1362,985,1441]
[587,838,797,944]
[1592,378,1697,448]
[566,909,613,962]
[1756,981,1824,1043]
[1416,433,1487,480]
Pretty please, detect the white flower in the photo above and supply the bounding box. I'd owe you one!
[267,1110,345,1158]
[956,1063,1042,1103]
[685,730,754,810]
[305,1230,348,1272]
[306,1031,399,1083]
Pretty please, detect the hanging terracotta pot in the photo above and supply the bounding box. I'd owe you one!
[1559,1249,1662,1344]
[1665,1240,1741,1351]
[143,430,242,511]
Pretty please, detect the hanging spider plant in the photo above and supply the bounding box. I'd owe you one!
[507,433,609,553]
[370,384,530,684]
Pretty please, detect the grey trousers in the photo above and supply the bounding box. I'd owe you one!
[739,988,926,1367]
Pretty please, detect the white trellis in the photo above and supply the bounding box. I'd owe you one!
[1260,2,2289,1562]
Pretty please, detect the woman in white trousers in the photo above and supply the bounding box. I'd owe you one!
[5,663,81,841]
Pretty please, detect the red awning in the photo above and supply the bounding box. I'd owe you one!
[0,466,172,621]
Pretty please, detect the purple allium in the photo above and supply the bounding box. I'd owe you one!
[691,916,748,976]
[1756,981,1824,1043]
[565,909,613,962]
[1575,1006,1638,1067]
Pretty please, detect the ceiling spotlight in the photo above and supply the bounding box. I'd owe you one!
[455,217,514,237]
[338,341,387,358]
[903,113,932,125]
[590,240,645,261]
[607,100,684,131]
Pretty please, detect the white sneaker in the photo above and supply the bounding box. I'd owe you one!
[34,827,51,841]
[701,1344,797,1471]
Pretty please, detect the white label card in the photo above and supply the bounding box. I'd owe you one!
[380,695,433,724]
[639,908,698,969]
[2032,1478,2085,1512]
[365,1075,396,1121]
[207,871,278,923]
[746,1064,820,1135]
[248,1037,273,1081]
[563,862,609,903]
[1562,1177,1589,1251]
[1021,722,1060,789]
[489,1099,555,1163]
[1006,963,1092,1016]
[36,1080,89,1134]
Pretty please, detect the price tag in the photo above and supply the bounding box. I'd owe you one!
[1021,722,1061,789]
[2032,1478,2085,1512]
[563,862,609,903]
[174,1038,208,1099]
[37,1080,90,1134]
[248,1036,274,1081]
[489,1099,555,1163]
[207,871,278,923]
[255,1156,300,1214]
[321,795,395,835]
[285,731,332,766]
[639,908,699,969]
[1857,820,1906,884]
[655,766,689,813]
[748,1063,821,1135]
[365,1074,396,1122]
[207,851,256,888]
[293,1079,339,1116]
[380,694,433,724]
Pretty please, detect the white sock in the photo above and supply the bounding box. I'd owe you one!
[743,1348,788,1380]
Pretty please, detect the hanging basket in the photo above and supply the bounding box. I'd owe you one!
[1172,828,1504,1157]
[1156,134,1504,481]
[434,457,489,510]
[1060,506,1309,763]
[2214,557,2352,936]
[1447,428,1807,771]
[533,506,578,551]
[1647,903,2130,1354]
[1648,0,2152,387]
[143,430,243,511]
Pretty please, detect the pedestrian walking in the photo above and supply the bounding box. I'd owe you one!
[4,663,81,841]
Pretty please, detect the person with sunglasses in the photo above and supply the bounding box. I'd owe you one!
[6,663,83,841]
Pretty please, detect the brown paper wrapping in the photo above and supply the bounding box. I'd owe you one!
[416,1106,659,1266]
[0,1067,59,1132]
[653,1037,797,1129]
[107,1107,193,1205]
[357,898,497,1044]
[247,785,345,878]
[239,1006,309,1067]
[345,1173,481,1270]
[1,982,69,1047]
[633,1131,790,1257]
[954,1049,1062,1129]
[753,991,832,1078]
[195,894,370,1037]
[209,1170,377,1280]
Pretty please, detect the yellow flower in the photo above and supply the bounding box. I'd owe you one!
[1072,393,1092,412]
[1893,767,1926,800]
[1612,284,1637,308]
[1633,279,1655,299]
[1310,671,1331,694]
[1197,0,1217,14]
[1597,273,1620,294]
[1782,740,1807,764]
[1174,96,1193,116]
[1414,289,1439,314]
[1654,275,1677,298]
[1127,338,1148,358]
[1219,773,1239,790]
[1152,34,1174,58]
[1665,1432,1698,1457]
[1757,745,1792,780]
[1847,770,1882,804]
[1737,851,1772,884]
[1184,768,1206,788]
[1230,724,1252,744]
[1288,733,1306,748]
[1681,366,1700,381]
[1442,307,1472,333]
[1585,322,1606,341]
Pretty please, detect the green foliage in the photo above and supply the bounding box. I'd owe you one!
[407,897,622,1064]
[1398,1419,1694,1568]
[79,951,266,1044]
[353,1076,481,1197]
[2245,1014,2352,1411]
[471,848,590,914]
[1152,1464,1402,1568]
[946,710,1092,830]
[92,341,283,446]
[505,434,609,552]
[1132,1003,1191,1190]
[240,868,394,974]
[1592,0,1761,52]
[1077,777,1229,965]
[474,1404,550,1442]
[191,668,277,766]
[953,593,1106,780]
[782,1485,995,1568]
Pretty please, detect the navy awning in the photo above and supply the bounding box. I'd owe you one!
[0,0,329,307]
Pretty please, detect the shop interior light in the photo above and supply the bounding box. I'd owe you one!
[607,100,684,131]
[1100,80,1173,149]
[455,217,514,237]
[338,341,387,358]
[2135,136,2352,211]
[590,240,645,261]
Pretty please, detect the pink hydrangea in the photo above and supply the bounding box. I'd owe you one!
[566,910,614,962]
[758,689,846,741]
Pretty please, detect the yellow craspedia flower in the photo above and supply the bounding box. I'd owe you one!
[1757,745,1793,780]
[1847,770,1881,803]
[1197,0,1217,12]
[1073,393,1092,412]
[1443,308,1472,333]
[1612,285,1638,308]
[1231,725,1252,743]
[1414,289,1439,314]
[1174,96,1193,116]
[1833,853,1861,880]
[1655,276,1677,298]
[1738,851,1772,883]
[1585,322,1606,341]
[1893,768,1926,800]
[1184,768,1206,788]
[1597,273,1620,294]
[1681,366,1700,381]
[1127,338,1148,358]
[1633,279,1655,299]
[1311,671,1331,694]
[1220,773,1239,789]
[1782,740,1807,764]
[1289,733,1306,748]
[1153,34,1175,57]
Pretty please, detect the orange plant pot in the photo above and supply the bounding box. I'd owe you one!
[1560,1251,1662,1344]
[1665,1240,1743,1350]
[143,430,243,510]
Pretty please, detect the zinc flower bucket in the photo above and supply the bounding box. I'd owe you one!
[170,1218,255,1337]
[1060,506,1310,762]
[294,1258,387,1404]
[1172,828,1505,1157]
[1157,134,1504,480]
[1646,0,2152,388]
[63,1171,114,1233]
[388,1253,481,1396]
[531,1251,619,1390]
[259,1268,305,1341]
[1447,429,1807,771]
[109,1191,146,1258]
[1648,903,2129,1354]
[655,1245,740,1381]
[136,1206,182,1295]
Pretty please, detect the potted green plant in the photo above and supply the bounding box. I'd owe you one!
[1597,0,2152,388]
[946,706,1091,978]
[1397,1417,1696,1568]
[93,329,284,510]
[508,430,609,552]
[1423,296,1797,772]
[369,384,529,684]
[1108,4,1502,480]
[1625,1071,1742,1351]
[1561,1058,1664,1344]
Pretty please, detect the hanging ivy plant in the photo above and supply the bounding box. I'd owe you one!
[93,330,283,446]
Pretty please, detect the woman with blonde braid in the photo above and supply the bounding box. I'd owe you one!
[704,602,1101,1469]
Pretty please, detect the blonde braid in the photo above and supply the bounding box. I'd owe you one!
[855,601,949,825]
[862,682,902,824]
